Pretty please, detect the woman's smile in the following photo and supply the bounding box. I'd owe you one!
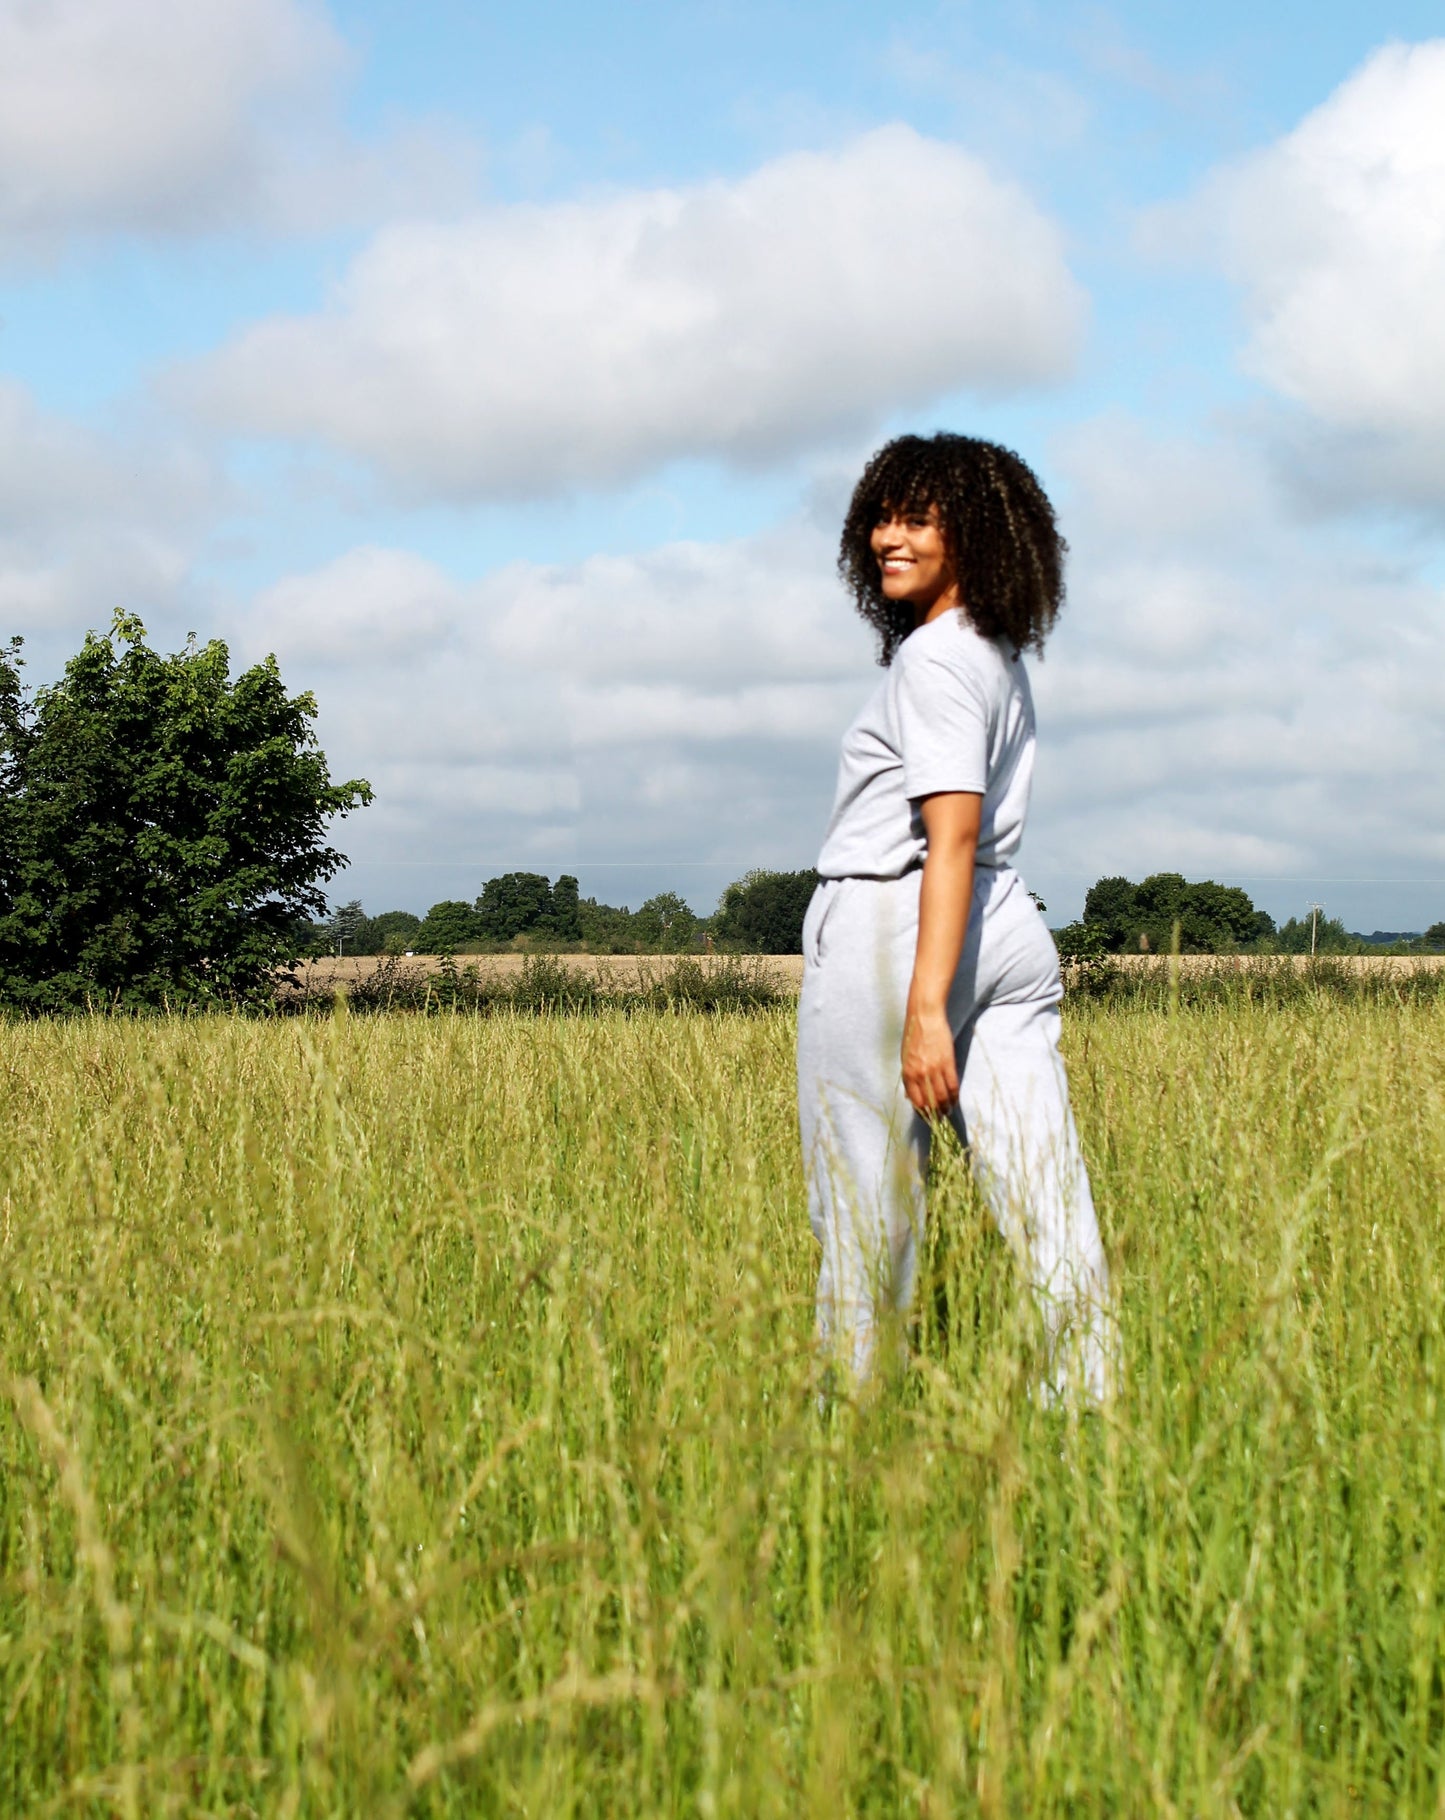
[870,506,960,623]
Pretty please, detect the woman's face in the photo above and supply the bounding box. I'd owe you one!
[869,503,959,622]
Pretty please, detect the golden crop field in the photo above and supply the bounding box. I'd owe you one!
[3,991,1445,1815]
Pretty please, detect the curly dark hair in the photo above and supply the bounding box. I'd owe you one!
[838,432,1067,665]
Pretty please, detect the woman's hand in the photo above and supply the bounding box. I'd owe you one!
[902,1004,960,1115]
[902,791,983,1117]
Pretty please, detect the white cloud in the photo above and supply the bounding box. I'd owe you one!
[0,378,212,639]
[230,423,1445,930]
[1028,415,1445,915]
[0,380,210,532]
[486,525,867,685]
[184,126,1086,498]
[0,0,477,253]
[1151,39,1445,512]
[231,522,875,889]
[249,546,463,665]
[11,396,1434,929]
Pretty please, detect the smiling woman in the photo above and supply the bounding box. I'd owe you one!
[798,433,1115,1398]
[837,432,1068,664]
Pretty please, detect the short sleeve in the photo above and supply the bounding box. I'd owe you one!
[896,650,990,801]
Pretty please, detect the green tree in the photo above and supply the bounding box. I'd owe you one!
[1173,880,1262,953]
[1133,872,1187,949]
[1082,872,1272,954]
[373,910,422,955]
[1424,921,1445,953]
[1081,876,1139,951]
[475,871,555,942]
[633,891,699,952]
[1275,911,1362,956]
[713,869,817,954]
[321,899,382,954]
[547,875,583,942]
[577,895,637,953]
[0,618,369,1010]
[415,900,484,952]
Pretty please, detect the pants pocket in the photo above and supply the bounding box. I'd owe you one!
[803,881,840,968]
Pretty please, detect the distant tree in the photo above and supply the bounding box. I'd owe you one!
[1082,872,1270,954]
[1081,876,1139,950]
[476,871,555,942]
[1132,873,1189,948]
[1275,912,1363,956]
[1425,921,1445,953]
[373,910,421,955]
[1170,879,1262,953]
[0,617,369,1010]
[415,899,484,952]
[633,891,699,952]
[577,895,637,952]
[547,875,583,942]
[321,899,375,954]
[713,869,817,954]
[356,917,387,954]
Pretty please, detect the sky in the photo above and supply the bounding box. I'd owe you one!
[2,0,1444,933]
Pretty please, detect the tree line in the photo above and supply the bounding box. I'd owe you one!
[1056,873,1445,959]
[4,619,1441,1012]
[309,868,819,958]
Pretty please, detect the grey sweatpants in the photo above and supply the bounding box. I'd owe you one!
[797,866,1114,1399]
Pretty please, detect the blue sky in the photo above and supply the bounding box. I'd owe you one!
[2,0,1444,931]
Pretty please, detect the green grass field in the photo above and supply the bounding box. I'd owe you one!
[3,994,1445,1816]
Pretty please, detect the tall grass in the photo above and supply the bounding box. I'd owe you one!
[3,997,1445,1815]
[336,952,788,1016]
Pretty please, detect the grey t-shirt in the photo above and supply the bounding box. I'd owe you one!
[816,611,1036,879]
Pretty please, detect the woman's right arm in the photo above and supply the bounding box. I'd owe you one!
[901,790,982,1116]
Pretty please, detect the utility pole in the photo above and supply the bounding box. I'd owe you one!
[1309,902,1322,957]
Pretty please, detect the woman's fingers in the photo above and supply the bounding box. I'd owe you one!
[901,1008,959,1115]
[902,1055,958,1116]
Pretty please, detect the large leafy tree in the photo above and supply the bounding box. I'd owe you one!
[475,871,557,942]
[1082,872,1273,954]
[547,874,582,942]
[415,900,484,952]
[632,891,699,952]
[713,869,817,954]
[0,617,370,1010]
[470,872,585,945]
[1079,875,1139,949]
[373,910,422,954]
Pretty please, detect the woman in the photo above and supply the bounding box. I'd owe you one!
[797,432,1114,1399]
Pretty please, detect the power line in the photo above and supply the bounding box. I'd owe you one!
[342,859,780,868]
[351,862,1445,882]
[1028,874,1445,886]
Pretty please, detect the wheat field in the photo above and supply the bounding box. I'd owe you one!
[3,993,1445,1816]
